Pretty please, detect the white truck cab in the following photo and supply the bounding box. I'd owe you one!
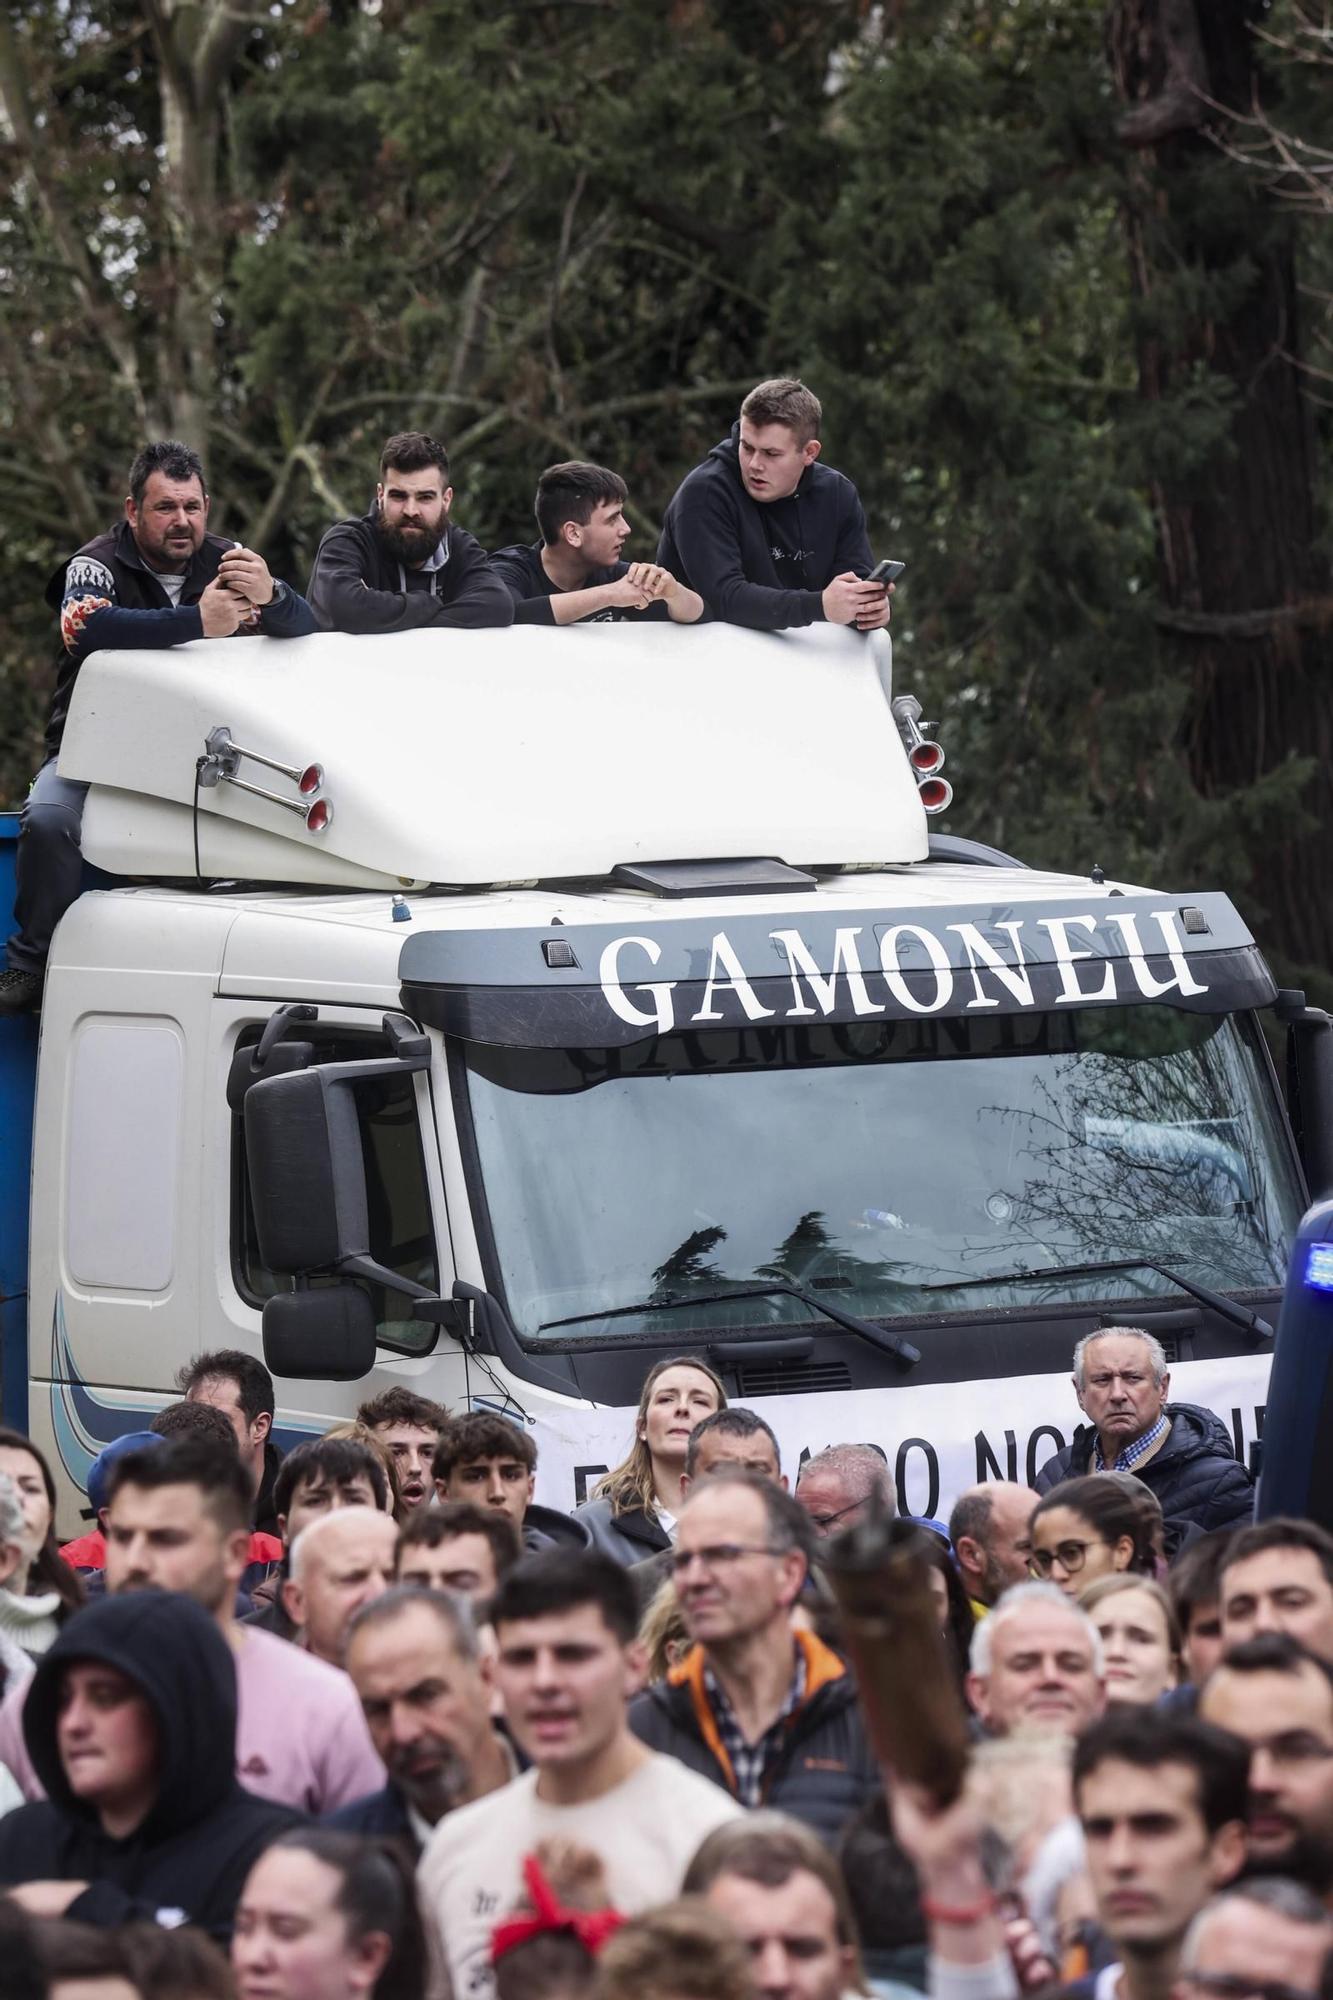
[6,619,1325,1527]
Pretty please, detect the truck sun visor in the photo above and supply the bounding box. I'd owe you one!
[399,892,1275,1049]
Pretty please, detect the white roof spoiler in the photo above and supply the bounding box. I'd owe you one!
[60,621,930,889]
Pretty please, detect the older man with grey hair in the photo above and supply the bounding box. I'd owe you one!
[1033,1326,1254,1540]
[1177,1879,1332,1997]
[794,1444,895,1539]
[967,1579,1105,1737]
[329,1585,516,1854]
[282,1506,398,1666]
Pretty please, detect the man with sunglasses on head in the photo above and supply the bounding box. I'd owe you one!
[794,1444,895,1540]
[628,1468,877,1839]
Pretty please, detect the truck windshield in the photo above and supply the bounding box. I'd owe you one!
[458,1006,1302,1345]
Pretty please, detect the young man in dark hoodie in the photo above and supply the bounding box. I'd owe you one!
[0,1590,298,1939]
[431,1412,590,1555]
[306,430,513,634]
[656,378,891,632]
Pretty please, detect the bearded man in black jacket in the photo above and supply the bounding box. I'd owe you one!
[307,431,512,634]
[0,1590,298,1939]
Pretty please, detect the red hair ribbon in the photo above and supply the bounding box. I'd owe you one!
[490,1852,626,1965]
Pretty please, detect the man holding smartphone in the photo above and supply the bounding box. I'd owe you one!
[0,439,316,1017]
[657,377,894,631]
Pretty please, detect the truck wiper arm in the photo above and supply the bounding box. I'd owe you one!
[538,1282,921,1367]
[919,1257,1274,1342]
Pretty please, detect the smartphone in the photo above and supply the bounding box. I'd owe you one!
[868,558,906,585]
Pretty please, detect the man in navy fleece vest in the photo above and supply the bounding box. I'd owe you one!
[657,377,892,632]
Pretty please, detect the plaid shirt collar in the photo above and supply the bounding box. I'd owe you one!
[703,1647,807,1809]
[1093,1409,1169,1473]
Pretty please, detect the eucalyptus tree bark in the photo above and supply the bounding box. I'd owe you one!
[141,0,252,447]
[0,9,153,437]
[1109,0,1333,976]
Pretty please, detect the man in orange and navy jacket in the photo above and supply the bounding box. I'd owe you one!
[628,1468,877,1841]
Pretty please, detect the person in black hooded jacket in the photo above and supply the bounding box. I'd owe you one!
[656,378,890,632]
[307,430,513,634]
[0,1589,299,1939]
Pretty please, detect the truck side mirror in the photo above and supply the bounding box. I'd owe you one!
[242,1030,447,1381]
[244,1067,366,1273]
[1276,992,1333,1202]
[263,1287,377,1381]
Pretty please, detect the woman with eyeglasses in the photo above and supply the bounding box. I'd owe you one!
[1082,1573,1182,1704]
[1027,1475,1157,1597]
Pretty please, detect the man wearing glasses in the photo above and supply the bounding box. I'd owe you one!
[629,1469,878,1839]
[1177,1880,1332,2000]
[1199,1635,1333,1900]
[794,1444,896,1539]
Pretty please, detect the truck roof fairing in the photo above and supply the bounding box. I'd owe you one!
[60,623,930,889]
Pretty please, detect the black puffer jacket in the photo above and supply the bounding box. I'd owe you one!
[0,1591,298,1938]
[628,1630,878,1843]
[1033,1401,1255,1537]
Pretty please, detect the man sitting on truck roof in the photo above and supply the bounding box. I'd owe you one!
[0,439,317,1017]
[656,377,892,632]
[491,461,704,625]
[306,429,513,635]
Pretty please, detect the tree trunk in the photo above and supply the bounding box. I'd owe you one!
[1109,0,1333,978]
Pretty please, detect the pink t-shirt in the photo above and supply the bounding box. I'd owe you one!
[0,1623,383,1815]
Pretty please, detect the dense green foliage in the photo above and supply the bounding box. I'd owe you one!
[0,0,1329,977]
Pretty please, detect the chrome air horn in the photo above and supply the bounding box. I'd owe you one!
[891,695,952,814]
[197,726,333,833]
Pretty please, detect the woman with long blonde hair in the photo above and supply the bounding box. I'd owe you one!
[575,1355,725,1565]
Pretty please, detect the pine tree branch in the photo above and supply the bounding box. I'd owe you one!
[1155,598,1333,638]
[1113,0,1210,149]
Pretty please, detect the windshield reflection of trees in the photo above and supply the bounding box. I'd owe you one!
[642,1024,1289,1323]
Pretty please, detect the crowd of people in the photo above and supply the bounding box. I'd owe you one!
[0,1327,1326,2000]
[0,375,894,1016]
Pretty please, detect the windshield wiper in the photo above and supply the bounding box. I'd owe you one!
[918,1257,1274,1341]
[538,1281,921,1367]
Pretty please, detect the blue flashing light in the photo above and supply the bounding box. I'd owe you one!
[1305,1243,1333,1293]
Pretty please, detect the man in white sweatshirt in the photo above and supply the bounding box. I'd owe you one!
[418,1548,740,2000]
